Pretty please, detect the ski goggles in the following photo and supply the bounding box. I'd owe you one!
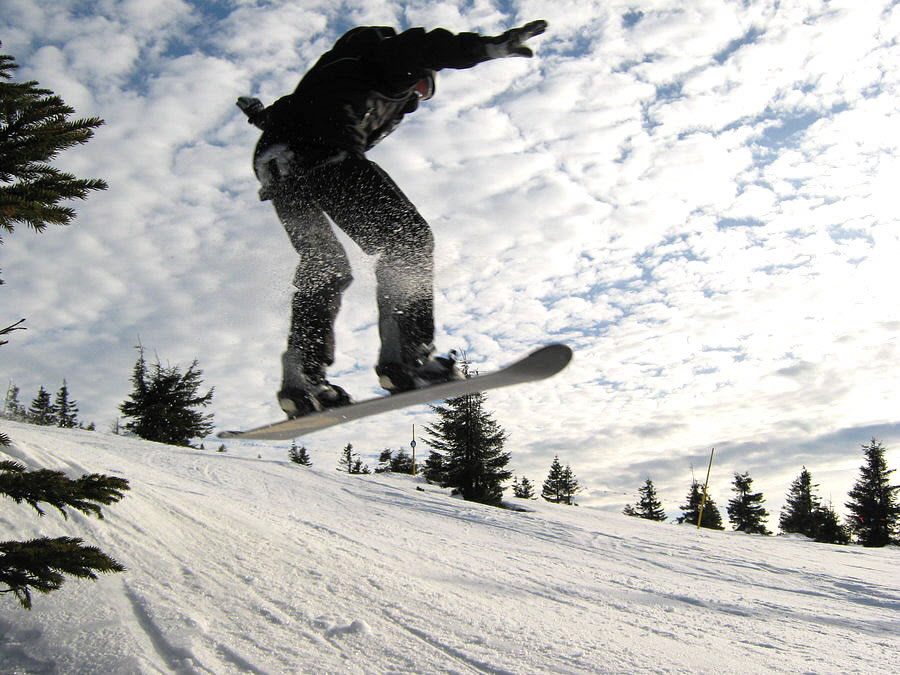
[414,71,436,100]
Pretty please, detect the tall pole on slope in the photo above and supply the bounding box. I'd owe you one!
[411,424,417,475]
[697,447,715,529]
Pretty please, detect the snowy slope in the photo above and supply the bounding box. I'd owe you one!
[0,422,897,674]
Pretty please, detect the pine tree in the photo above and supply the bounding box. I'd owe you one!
[53,380,79,428]
[813,503,851,545]
[542,456,566,503]
[727,472,771,535]
[289,442,312,466]
[0,45,107,285]
[779,467,821,537]
[119,346,214,446]
[337,443,369,474]
[28,386,55,426]
[560,464,582,505]
[424,391,511,507]
[624,478,667,521]
[421,450,446,484]
[375,448,415,474]
[2,383,25,421]
[338,443,355,473]
[677,481,724,529]
[0,458,129,609]
[845,439,900,547]
[512,476,536,499]
[541,457,582,505]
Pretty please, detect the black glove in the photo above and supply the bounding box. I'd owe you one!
[483,20,548,59]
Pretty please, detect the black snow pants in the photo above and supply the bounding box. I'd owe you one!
[255,142,435,379]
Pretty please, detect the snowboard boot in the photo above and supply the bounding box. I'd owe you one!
[375,345,464,394]
[278,350,352,419]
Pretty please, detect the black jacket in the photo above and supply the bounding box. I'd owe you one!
[256,26,492,158]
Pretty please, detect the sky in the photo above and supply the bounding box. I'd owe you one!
[1,0,899,520]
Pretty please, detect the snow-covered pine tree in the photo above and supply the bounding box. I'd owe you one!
[677,480,724,529]
[289,442,312,466]
[119,346,214,446]
[779,467,821,538]
[53,380,79,428]
[845,439,900,547]
[727,472,771,535]
[624,478,667,521]
[28,386,55,426]
[2,383,25,421]
[424,391,510,507]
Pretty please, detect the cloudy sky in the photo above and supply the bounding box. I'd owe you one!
[2,0,898,520]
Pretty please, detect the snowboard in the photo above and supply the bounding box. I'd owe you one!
[218,343,572,441]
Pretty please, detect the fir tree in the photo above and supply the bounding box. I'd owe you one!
[0,45,107,284]
[424,391,511,507]
[727,472,771,535]
[28,386,55,426]
[560,464,582,505]
[779,467,821,538]
[53,380,79,428]
[0,458,129,609]
[512,476,536,499]
[375,448,415,474]
[624,478,667,521]
[845,439,900,547]
[2,382,25,421]
[337,443,369,474]
[421,450,446,484]
[813,503,851,545]
[542,456,566,503]
[119,346,214,446]
[338,443,355,473]
[542,457,582,505]
[677,481,724,529]
[289,442,312,466]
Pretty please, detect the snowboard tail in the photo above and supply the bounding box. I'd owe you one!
[218,343,572,441]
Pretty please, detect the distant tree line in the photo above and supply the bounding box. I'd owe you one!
[2,380,94,430]
[621,439,899,547]
[3,343,216,448]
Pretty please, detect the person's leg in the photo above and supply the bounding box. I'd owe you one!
[263,147,353,414]
[308,154,460,391]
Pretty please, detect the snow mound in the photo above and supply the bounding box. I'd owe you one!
[1,421,897,673]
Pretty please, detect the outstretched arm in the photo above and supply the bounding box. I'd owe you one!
[374,20,548,74]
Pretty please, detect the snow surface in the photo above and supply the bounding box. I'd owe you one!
[1,421,897,674]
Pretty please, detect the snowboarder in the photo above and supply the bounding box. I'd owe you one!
[238,20,548,419]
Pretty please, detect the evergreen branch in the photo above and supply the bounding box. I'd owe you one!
[0,318,26,346]
[0,536,125,609]
[0,460,129,518]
